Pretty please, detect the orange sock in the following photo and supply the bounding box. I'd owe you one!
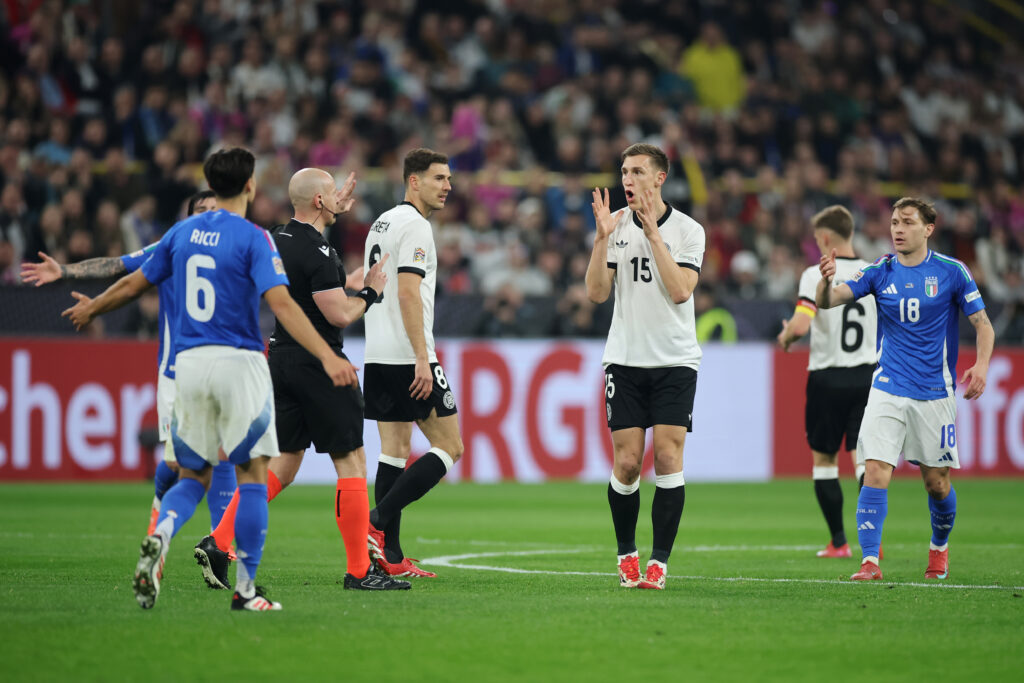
[213,470,284,551]
[335,477,371,578]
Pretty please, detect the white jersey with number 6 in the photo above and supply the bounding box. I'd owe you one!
[602,206,705,369]
[797,258,878,371]
[364,203,438,364]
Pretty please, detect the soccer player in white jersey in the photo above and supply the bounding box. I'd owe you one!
[817,197,994,581]
[64,148,354,610]
[584,143,705,590]
[777,205,878,559]
[362,148,463,577]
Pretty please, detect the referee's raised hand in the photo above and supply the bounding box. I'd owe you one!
[334,171,357,215]
[365,253,388,293]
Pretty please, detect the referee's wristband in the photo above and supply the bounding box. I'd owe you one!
[356,286,378,311]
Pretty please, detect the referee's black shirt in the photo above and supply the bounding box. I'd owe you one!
[269,219,346,351]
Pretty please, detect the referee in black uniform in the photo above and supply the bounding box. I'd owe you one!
[267,167,409,591]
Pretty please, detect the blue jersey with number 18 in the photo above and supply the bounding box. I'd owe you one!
[141,209,288,353]
[845,250,984,400]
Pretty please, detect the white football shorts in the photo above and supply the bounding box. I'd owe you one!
[156,373,176,463]
[856,388,959,469]
[171,346,278,469]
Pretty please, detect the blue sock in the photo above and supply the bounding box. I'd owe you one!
[207,461,237,530]
[155,477,206,539]
[153,461,179,501]
[235,483,269,588]
[856,485,888,561]
[929,487,957,547]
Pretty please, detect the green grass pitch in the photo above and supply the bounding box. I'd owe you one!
[1,479,1022,682]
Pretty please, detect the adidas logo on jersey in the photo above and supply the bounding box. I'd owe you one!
[615,240,629,248]
[883,284,899,295]
[938,451,954,463]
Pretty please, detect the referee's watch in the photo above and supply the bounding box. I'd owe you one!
[356,286,378,311]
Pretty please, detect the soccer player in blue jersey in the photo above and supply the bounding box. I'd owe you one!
[816,197,994,581]
[21,191,239,536]
[64,148,356,610]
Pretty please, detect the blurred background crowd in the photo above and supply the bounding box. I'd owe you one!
[2,0,1023,343]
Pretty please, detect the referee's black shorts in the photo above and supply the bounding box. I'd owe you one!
[805,364,875,454]
[604,364,697,432]
[364,362,458,423]
[269,346,364,454]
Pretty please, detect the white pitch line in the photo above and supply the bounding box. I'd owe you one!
[419,548,1024,591]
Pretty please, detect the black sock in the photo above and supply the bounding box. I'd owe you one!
[814,478,846,547]
[374,452,447,531]
[374,461,405,563]
[608,483,640,556]
[650,485,685,564]
[858,473,865,492]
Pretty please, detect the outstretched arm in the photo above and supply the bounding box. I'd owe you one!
[960,309,994,400]
[62,269,153,330]
[815,248,856,310]
[21,252,127,286]
[776,310,812,351]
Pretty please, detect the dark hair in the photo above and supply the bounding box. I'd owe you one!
[403,148,449,183]
[621,143,669,175]
[186,190,216,216]
[202,148,255,199]
[811,205,854,240]
[893,197,938,225]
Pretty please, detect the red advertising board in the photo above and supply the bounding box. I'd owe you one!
[772,347,1024,477]
[0,338,161,480]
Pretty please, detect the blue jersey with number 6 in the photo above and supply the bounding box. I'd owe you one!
[141,209,288,353]
[845,250,984,400]
[122,242,177,379]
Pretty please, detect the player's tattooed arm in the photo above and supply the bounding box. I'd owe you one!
[961,309,994,400]
[64,257,128,280]
[21,252,126,286]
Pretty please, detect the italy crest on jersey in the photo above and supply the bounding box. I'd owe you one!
[925,276,939,297]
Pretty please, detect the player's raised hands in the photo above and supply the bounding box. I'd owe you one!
[323,355,359,387]
[591,188,622,240]
[364,253,388,293]
[959,364,988,400]
[61,291,95,330]
[819,248,837,282]
[334,171,357,214]
[20,251,62,286]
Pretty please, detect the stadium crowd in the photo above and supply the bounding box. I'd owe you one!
[1,0,1023,342]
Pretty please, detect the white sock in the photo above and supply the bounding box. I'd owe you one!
[609,474,639,495]
[236,561,255,598]
[929,542,948,552]
[428,447,454,473]
[812,466,839,480]
[378,454,407,469]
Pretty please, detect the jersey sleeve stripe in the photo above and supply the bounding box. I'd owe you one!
[932,253,973,281]
[607,262,617,270]
[397,266,425,277]
[678,262,701,273]
[860,255,891,271]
